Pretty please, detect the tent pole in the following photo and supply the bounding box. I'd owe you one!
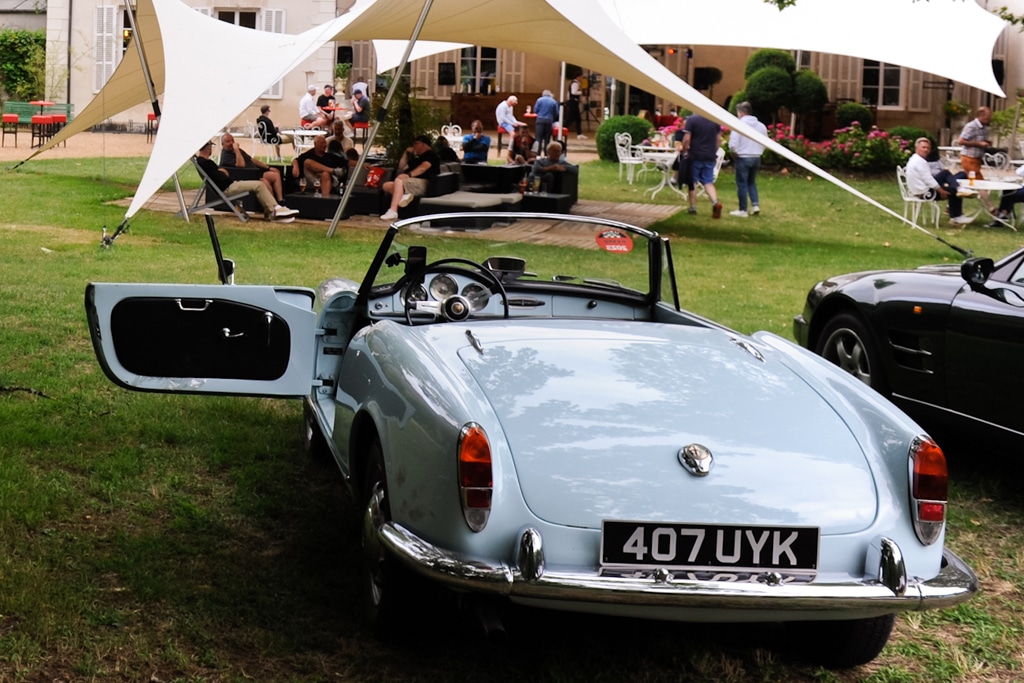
[326,0,436,238]
[558,61,566,146]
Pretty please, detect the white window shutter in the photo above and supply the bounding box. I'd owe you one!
[195,7,212,17]
[93,5,116,92]
[261,9,286,99]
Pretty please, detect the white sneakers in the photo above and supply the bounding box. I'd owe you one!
[957,188,978,197]
[950,214,973,225]
[577,134,587,139]
[398,193,415,207]
[270,205,298,222]
[751,205,760,215]
[380,210,398,221]
[729,210,749,218]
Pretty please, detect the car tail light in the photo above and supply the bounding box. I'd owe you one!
[909,436,947,545]
[458,423,492,532]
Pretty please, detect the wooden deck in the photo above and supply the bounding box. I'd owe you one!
[121,191,682,249]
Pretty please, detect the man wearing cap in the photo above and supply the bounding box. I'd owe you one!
[195,141,298,222]
[317,84,337,125]
[380,134,440,221]
[351,89,370,124]
[299,85,327,129]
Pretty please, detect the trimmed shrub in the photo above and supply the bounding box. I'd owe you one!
[595,115,653,162]
[836,102,873,130]
[744,48,796,80]
[888,126,932,146]
[745,66,794,123]
[793,71,828,115]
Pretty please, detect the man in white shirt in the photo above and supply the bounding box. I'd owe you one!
[905,137,971,225]
[299,85,327,129]
[727,101,768,217]
[495,95,522,138]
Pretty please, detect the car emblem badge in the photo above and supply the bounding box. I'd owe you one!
[678,444,713,477]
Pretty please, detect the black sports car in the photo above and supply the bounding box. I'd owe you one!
[794,250,1024,446]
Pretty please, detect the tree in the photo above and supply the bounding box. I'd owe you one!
[793,70,829,115]
[0,28,45,101]
[745,66,794,122]
[744,48,795,80]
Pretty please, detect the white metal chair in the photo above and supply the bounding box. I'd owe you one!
[695,147,728,199]
[441,123,463,154]
[895,165,940,228]
[250,120,279,162]
[614,132,645,184]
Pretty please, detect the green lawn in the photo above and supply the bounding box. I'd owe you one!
[1,156,1023,682]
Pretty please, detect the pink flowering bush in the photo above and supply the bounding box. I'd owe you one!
[759,122,911,174]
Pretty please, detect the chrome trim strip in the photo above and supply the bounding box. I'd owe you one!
[379,523,977,612]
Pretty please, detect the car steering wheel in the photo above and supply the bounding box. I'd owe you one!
[399,258,510,324]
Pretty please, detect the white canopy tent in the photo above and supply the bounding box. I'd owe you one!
[25,0,1006,248]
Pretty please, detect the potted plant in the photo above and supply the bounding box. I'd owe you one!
[334,62,352,93]
[942,100,970,119]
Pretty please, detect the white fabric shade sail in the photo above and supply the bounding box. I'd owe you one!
[25,0,1006,236]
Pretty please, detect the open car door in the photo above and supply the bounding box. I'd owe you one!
[86,283,318,397]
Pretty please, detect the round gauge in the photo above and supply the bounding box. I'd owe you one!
[429,274,459,301]
[461,283,491,311]
[405,284,427,304]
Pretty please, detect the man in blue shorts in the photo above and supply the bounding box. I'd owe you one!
[681,113,723,218]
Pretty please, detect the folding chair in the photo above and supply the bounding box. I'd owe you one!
[177,156,251,223]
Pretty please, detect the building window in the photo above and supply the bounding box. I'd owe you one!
[861,60,902,108]
[218,10,257,29]
[460,46,497,95]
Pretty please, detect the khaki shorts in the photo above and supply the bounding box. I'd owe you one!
[404,177,429,196]
[959,156,983,179]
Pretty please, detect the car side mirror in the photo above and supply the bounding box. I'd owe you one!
[961,257,994,287]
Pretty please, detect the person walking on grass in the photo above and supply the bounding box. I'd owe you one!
[727,101,767,218]
[681,113,723,218]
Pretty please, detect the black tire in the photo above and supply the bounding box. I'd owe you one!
[814,312,888,395]
[360,436,418,636]
[303,402,332,464]
[787,613,896,668]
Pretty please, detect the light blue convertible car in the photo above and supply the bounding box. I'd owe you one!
[85,213,976,667]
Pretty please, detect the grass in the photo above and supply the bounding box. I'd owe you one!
[1,155,1024,682]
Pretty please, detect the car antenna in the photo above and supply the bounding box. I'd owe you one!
[205,213,235,285]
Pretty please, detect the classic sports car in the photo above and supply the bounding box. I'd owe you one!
[86,213,976,668]
[794,249,1024,447]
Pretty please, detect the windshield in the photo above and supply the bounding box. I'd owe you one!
[360,213,667,301]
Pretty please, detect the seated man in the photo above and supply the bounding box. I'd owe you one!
[527,141,577,193]
[435,135,460,162]
[317,84,337,125]
[325,120,354,153]
[292,135,347,195]
[507,127,537,165]
[256,105,293,159]
[461,119,491,163]
[219,133,286,207]
[195,141,297,222]
[380,134,440,221]
[494,95,522,140]
[989,163,1024,226]
[299,85,328,129]
[351,89,371,124]
[905,137,972,225]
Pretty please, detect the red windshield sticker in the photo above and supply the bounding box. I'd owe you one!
[596,229,633,253]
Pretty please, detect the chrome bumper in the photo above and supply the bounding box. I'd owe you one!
[380,523,977,613]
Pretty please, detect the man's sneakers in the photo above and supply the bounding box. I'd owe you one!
[712,202,723,219]
[729,210,748,218]
[950,214,973,225]
[270,205,298,222]
[687,206,698,215]
[398,193,415,208]
[751,205,760,215]
[577,134,587,139]
[380,210,399,221]
[957,187,978,197]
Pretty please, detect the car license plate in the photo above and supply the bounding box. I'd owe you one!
[601,521,819,573]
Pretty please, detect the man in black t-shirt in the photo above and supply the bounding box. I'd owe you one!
[291,135,346,195]
[316,84,337,125]
[381,134,440,221]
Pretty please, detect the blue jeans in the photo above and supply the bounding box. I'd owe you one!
[733,156,761,211]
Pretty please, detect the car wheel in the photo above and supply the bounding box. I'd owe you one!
[360,436,416,635]
[815,312,888,394]
[303,402,332,463]
[787,613,896,668]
